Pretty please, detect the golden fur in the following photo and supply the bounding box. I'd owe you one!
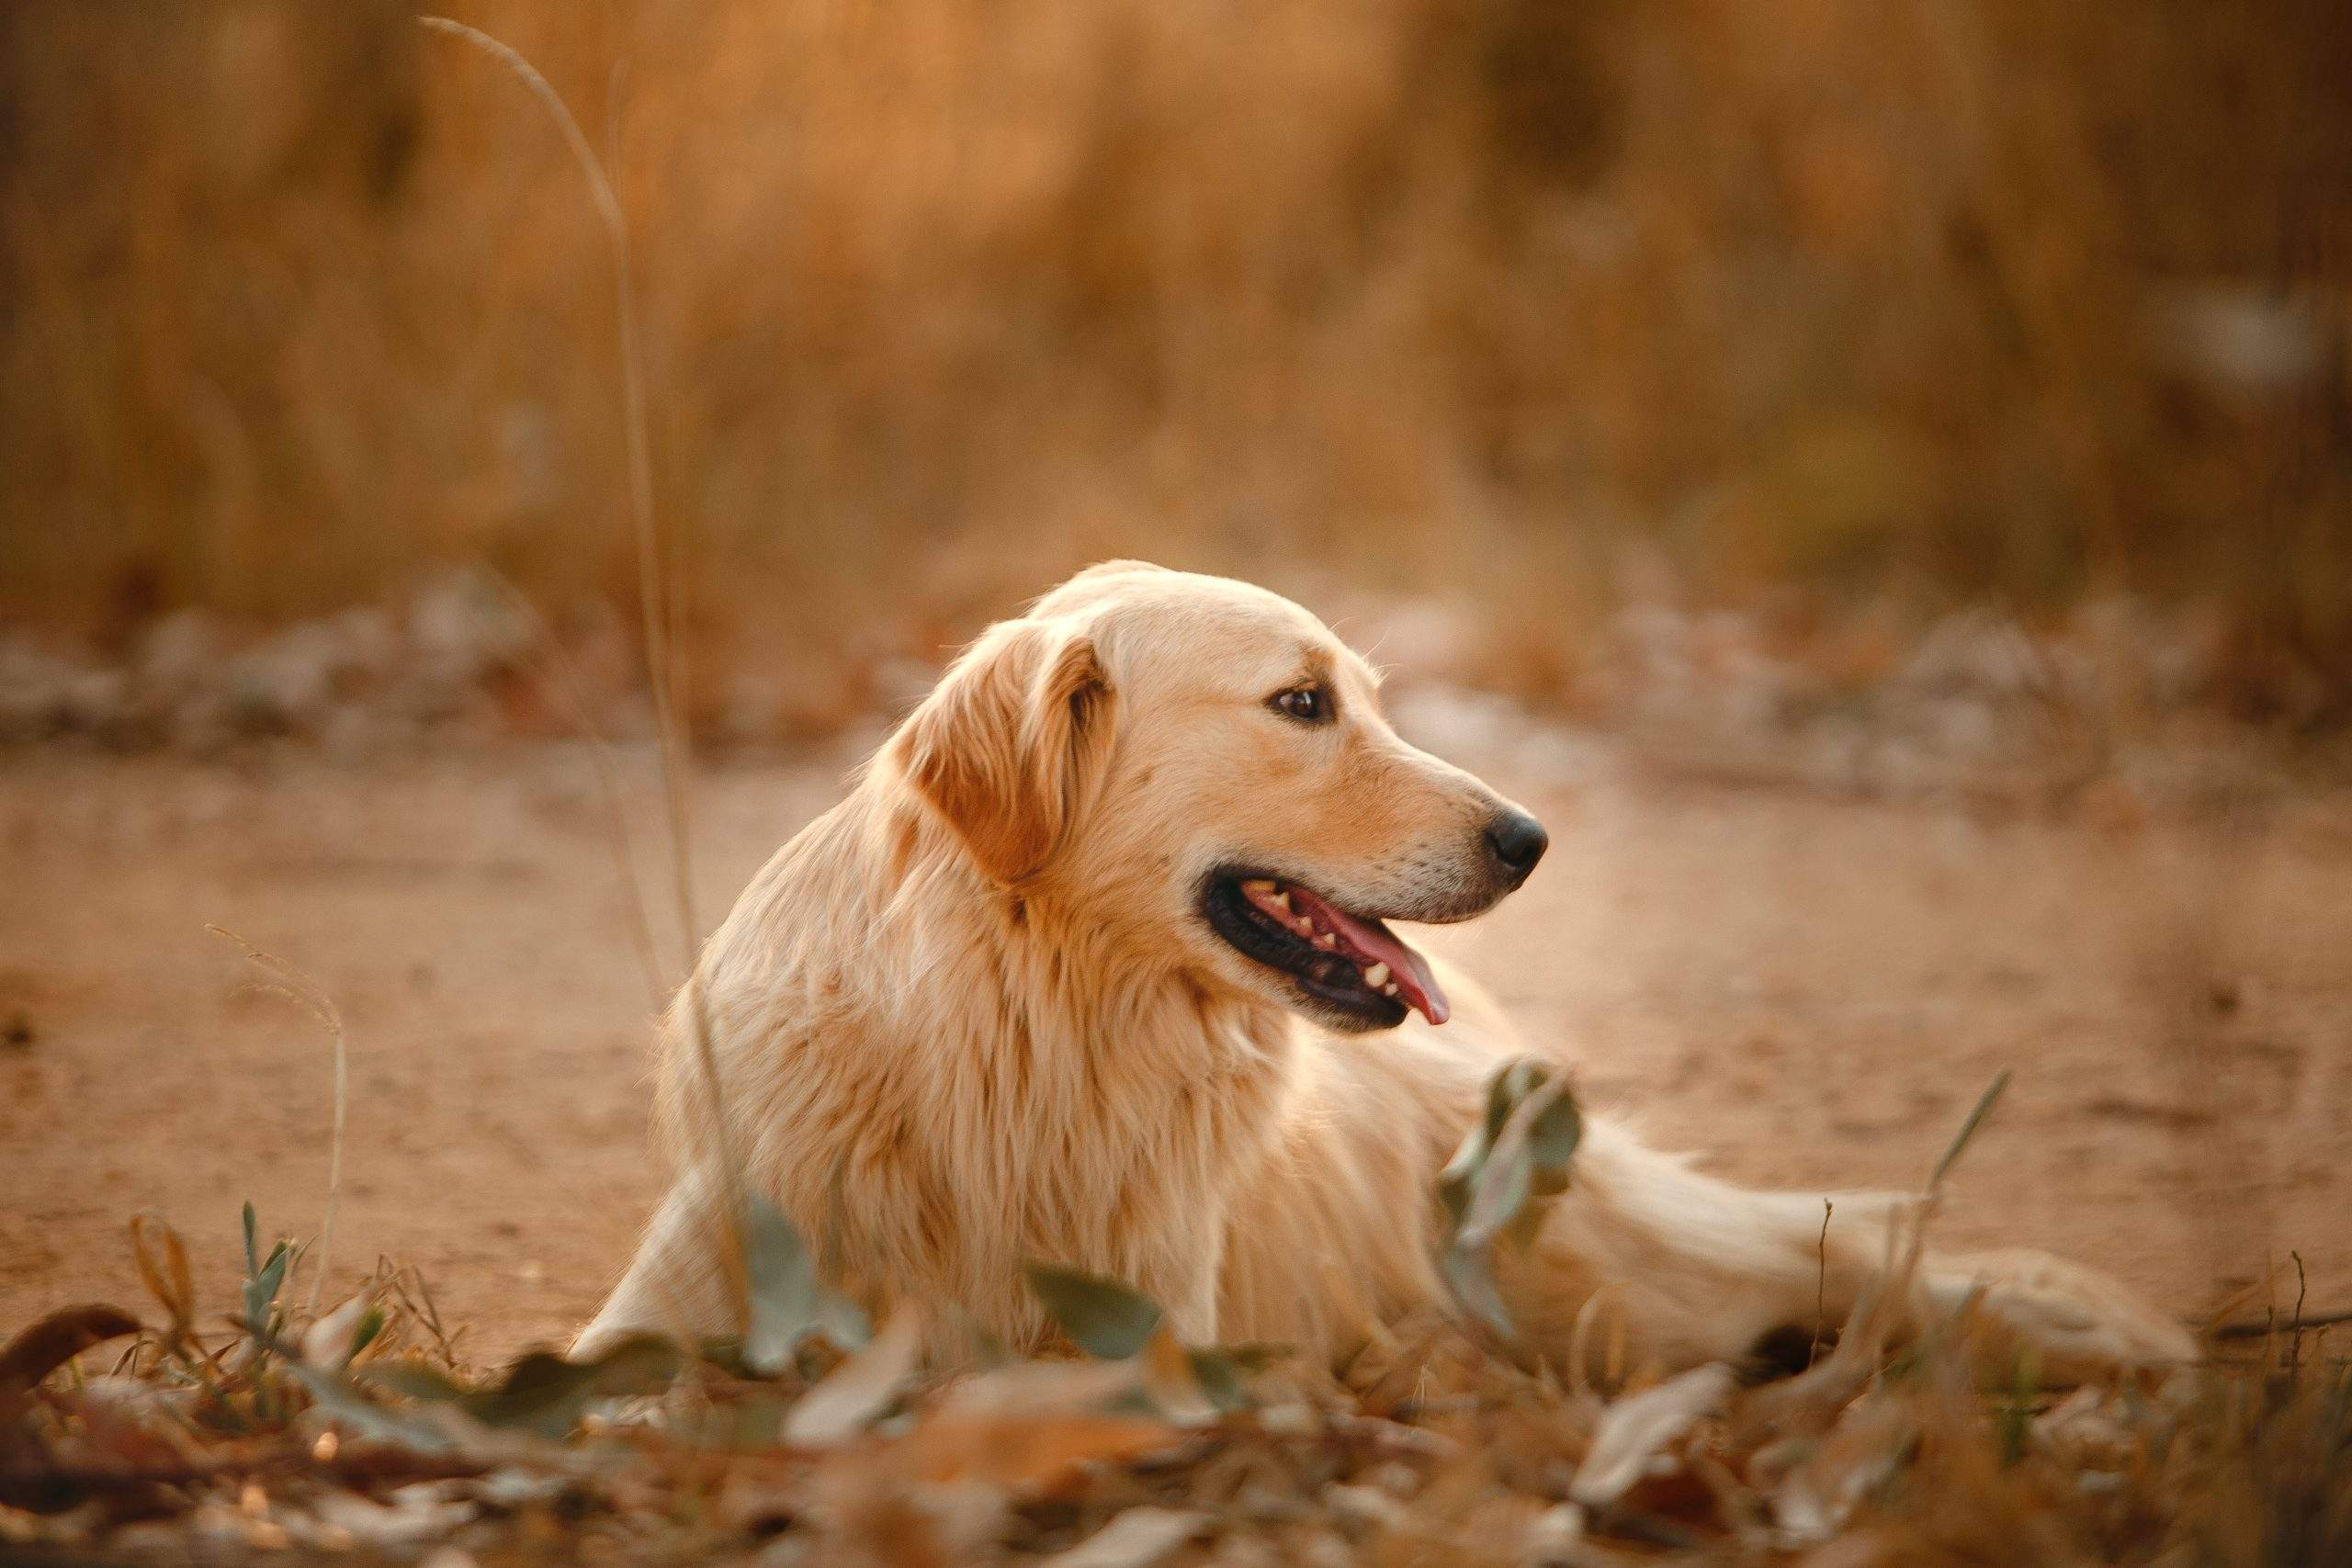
[577,562,2192,1381]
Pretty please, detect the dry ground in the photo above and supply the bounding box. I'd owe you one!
[3,742,2348,1364]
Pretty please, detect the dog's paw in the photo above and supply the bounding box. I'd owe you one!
[1927,1248,2197,1384]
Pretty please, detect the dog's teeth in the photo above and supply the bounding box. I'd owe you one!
[1313,932,1337,949]
[1267,890,1291,912]
[1362,962,1390,989]
[1295,918,1316,936]
[1383,982,1400,998]
[1241,878,1276,896]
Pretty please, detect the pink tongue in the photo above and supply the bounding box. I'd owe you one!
[1280,886,1451,1026]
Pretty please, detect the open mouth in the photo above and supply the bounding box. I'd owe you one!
[1201,872,1451,1028]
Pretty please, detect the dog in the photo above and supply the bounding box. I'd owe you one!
[575,561,2193,1382]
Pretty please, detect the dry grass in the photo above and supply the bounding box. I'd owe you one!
[4,1075,2346,1566]
[2,2,2346,722]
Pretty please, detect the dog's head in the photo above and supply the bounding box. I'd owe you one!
[888,561,1547,1032]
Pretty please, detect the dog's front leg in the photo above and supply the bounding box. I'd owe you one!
[572,1173,740,1360]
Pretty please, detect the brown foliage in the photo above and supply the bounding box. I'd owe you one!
[1,3,2346,715]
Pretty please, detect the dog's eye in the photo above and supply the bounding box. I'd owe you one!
[1269,684,1331,724]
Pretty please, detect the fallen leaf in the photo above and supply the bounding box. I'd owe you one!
[302,1292,379,1371]
[1570,1362,1736,1508]
[309,1483,478,1546]
[743,1196,867,1373]
[1024,1263,1165,1359]
[899,1409,1184,1492]
[1137,1324,1215,1424]
[0,1304,142,1417]
[275,1353,465,1454]
[1182,1341,1283,1414]
[1768,1393,1919,1544]
[1043,1506,1206,1567]
[784,1305,923,1445]
[364,1359,472,1404]
[458,1336,682,1438]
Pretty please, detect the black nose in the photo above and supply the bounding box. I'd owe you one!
[1485,809,1549,883]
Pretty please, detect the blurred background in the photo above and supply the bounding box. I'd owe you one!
[3,0,2349,747]
[2,2,2349,1356]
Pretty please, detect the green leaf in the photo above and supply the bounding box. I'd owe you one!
[741,1198,816,1374]
[1454,1066,1580,1250]
[1434,1060,1585,1341]
[459,1336,682,1438]
[243,1241,290,1337]
[1441,1245,1514,1338]
[1023,1263,1165,1359]
[934,1303,1016,1371]
[1524,1077,1584,1172]
[1520,1077,1584,1224]
[277,1355,461,1453]
[362,1360,473,1403]
[238,1202,293,1342]
[1440,1060,1547,1216]
[1459,1138,1533,1250]
[1437,1130,1488,1225]
[741,1195,867,1375]
[1488,1058,1537,1128]
[1184,1343,1285,1412]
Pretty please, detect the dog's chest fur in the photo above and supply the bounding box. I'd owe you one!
[662,793,1296,1344]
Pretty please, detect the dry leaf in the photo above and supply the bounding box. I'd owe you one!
[0,1304,142,1419]
[1569,1362,1736,1508]
[309,1485,481,1547]
[128,1214,195,1355]
[1045,1506,1206,1567]
[785,1305,924,1446]
[302,1292,378,1370]
[899,1409,1184,1492]
[1768,1394,1918,1545]
[1138,1324,1216,1425]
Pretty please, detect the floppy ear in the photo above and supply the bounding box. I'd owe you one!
[892,619,1114,886]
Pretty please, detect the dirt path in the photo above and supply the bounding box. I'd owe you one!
[4,744,2347,1363]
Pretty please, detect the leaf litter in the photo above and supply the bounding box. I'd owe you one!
[2,1064,2346,1564]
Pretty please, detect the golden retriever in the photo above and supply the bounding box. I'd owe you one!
[576,561,2192,1382]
